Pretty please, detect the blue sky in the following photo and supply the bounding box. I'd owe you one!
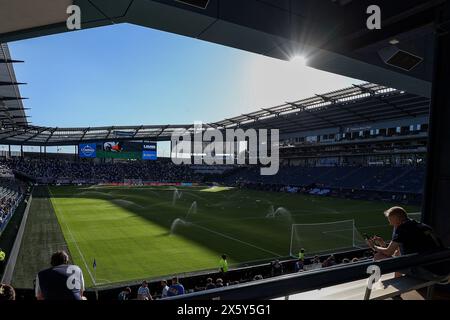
[9,23,363,128]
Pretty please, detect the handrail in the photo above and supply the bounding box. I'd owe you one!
[165,249,450,300]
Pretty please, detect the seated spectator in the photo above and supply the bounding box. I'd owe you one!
[137,281,152,300]
[368,207,443,260]
[161,280,169,298]
[253,275,263,281]
[342,258,350,264]
[351,257,359,263]
[215,278,224,288]
[118,287,131,300]
[35,250,85,300]
[270,259,283,277]
[294,259,304,272]
[322,255,337,268]
[0,283,15,300]
[367,206,448,280]
[205,278,216,290]
[167,277,185,296]
[329,255,336,265]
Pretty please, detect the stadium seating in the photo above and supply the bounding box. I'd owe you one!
[222,165,425,194]
[2,158,425,195]
[3,158,201,184]
[0,179,25,233]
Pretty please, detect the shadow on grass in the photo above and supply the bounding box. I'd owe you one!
[34,185,283,267]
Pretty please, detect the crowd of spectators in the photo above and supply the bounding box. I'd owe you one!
[9,206,443,301]
[0,159,425,208]
[3,158,202,184]
[112,251,372,301]
[0,178,25,230]
[220,164,426,195]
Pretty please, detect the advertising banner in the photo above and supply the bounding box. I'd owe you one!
[142,142,157,160]
[79,143,97,158]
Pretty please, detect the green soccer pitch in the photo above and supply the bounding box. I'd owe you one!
[11,185,420,289]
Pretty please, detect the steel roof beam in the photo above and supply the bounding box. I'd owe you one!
[45,127,58,144]
[79,127,91,143]
[0,81,26,86]
[156,125,170,138]
[0,96,28,101]
[286,102,340,127]
[22,127,50,143]
[0,59,24,63]
[132,125,144,138]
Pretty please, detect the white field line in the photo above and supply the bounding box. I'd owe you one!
[48,188,99,286]
[190,222,282,258]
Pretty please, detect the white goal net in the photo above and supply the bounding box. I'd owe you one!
[289,220,367,258]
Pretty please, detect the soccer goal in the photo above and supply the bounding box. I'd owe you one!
[289,220,367,258]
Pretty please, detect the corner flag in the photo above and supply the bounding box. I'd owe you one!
[93,258,96,270]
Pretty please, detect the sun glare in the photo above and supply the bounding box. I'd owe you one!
[290,55,308,67]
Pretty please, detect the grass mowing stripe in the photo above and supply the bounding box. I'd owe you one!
[28,185,420,285]
[191,222,283,257]
[11,187,71,289]
[48,187,98,286]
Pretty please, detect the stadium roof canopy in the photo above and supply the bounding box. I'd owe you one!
[0,48,431,146]
[0,0,443,98]
[0,44,28,128]
[0,1,436,145]
[211,83,430,133]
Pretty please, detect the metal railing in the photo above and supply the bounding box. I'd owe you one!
[165,249,450,300]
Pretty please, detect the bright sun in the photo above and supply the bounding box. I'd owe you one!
[290,55,308,67]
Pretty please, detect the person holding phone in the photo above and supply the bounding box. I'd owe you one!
[366,207,448,281]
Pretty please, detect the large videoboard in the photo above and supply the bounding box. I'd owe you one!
[142,142,157,160]
[79,141,157,160]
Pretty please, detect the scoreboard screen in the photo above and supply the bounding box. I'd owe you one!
[79,141,157,160]
[142,142,157,160]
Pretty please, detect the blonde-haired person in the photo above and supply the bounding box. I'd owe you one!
[367,207,448,280]
[367,207,439,259]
